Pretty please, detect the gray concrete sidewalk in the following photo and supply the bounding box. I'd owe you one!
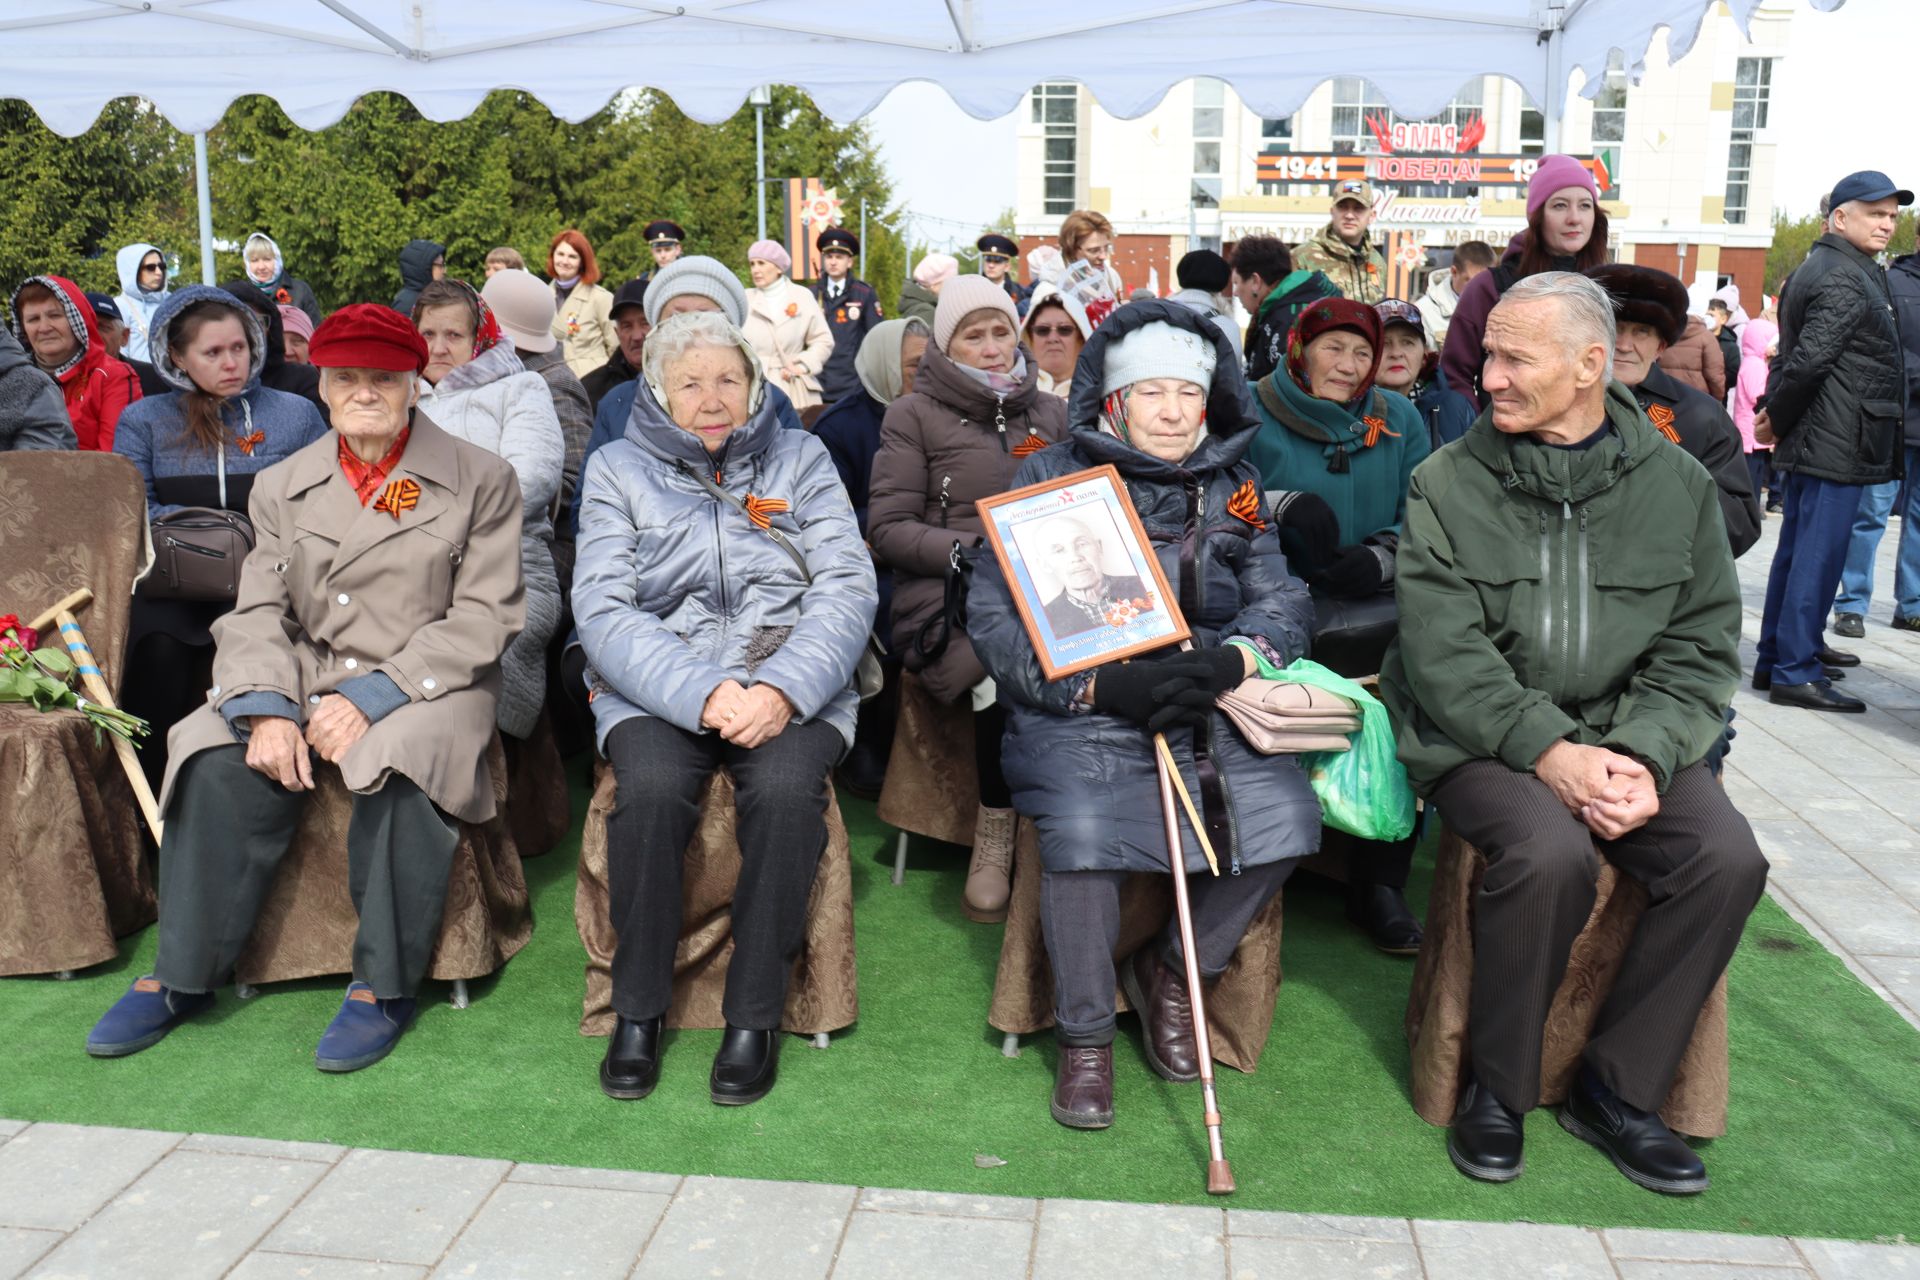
[5,517,1920,1280]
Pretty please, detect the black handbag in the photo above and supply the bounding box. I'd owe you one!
[141,443,255,603]
[677,461,886,701]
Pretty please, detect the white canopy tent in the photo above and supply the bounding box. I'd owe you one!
[0,0,1842,277]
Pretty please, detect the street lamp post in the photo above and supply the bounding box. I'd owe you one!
[750,85,772,242]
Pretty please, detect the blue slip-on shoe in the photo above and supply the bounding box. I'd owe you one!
[314,982,417,1073]
[86,976,214,1057]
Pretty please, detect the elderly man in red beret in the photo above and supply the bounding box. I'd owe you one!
[87,304,527,1073]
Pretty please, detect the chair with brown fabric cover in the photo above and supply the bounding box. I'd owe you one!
[232,735,533,999]
[875,669,977,881]
[988,820,1288,1071]
[1404,826,1731,1138]
[574,759,859,1040]
[0,452,153,977]
[502,706,571,859]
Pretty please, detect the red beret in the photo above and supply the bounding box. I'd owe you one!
[309,303,430,373]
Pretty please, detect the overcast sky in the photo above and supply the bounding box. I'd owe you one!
[864,0,1907,239]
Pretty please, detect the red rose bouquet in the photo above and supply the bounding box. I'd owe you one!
[0,613,148,743]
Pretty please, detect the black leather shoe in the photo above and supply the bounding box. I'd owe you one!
[1559,1066,1708,1195]
[710,1026,779,1106]
[599,1015,662,1100]
[1751,665,1843,691]
[1447,1078,1525,1182]
[1769,679,1867,713]
[1832,613,1866,639]
[1817,644,1861,667]
[1121,948,1200,1083]
[1347,883,1423,955]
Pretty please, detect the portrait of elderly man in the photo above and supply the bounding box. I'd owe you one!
[1381,273,1768,1195]
[1033,513,1149,639]
[85,303,527,1074]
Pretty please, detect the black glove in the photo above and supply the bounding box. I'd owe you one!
[1316,543,1387,599]
[1273,491,1340,576]
[1183,644,1250,694]
[1091,660,1214,730]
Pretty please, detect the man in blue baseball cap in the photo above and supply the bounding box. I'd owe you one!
[1755,170,1912,712]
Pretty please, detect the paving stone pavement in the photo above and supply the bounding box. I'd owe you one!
[4,517,1920,1279]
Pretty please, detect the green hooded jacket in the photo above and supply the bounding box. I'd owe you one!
[1379,382,1741,797]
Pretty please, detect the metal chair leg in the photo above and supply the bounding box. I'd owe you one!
[449,979,469,1009]
[53,969,75,981]
[811,1032,830,1050]
[1001,1032,1021,1059]
[892,830,909,886]
[235,982,258,1000]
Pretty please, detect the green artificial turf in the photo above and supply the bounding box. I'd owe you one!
[6,753,1920,1242]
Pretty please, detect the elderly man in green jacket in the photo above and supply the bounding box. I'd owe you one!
[1381,273,1768,1196]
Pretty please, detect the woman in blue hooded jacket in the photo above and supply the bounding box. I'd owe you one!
[113,242,171,358]
[970,300,1319,1131]
[113,285,328,786]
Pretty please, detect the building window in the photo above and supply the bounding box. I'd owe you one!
[1190,78,1224,210]
[1725,57,1772,225]
[1259,114,1294,146]
[1591,50,1628,145]
[1330,76,1392,154]
[1518,93,1544,156]
[1032,82,1078,216]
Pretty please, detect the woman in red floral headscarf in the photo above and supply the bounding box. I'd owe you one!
[411,278,564,741]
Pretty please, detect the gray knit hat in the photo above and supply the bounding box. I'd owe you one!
[644,254,748,328]
[1099,320,1217,397]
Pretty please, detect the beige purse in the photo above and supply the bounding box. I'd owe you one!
[1217,679,1360,755]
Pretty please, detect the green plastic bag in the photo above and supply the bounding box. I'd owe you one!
[1233,646,1416,842]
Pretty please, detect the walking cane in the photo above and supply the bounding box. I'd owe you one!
[1152,730,1235,1195]
[28,588,165,845]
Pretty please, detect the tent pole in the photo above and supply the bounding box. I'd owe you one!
[193,131,215,285]
[752,88,769,242]
[1542,3,1565,154]
[860,200,868,278]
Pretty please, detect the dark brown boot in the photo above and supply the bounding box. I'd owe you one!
[1122,948,1200,1083]
[1051,1045,1114,1129]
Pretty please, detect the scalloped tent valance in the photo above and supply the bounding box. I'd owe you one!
[0,0,1841,138]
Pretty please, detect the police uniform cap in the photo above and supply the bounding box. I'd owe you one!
[817,228,859,255]
[976,233,1018,259]
[644,220,685,245]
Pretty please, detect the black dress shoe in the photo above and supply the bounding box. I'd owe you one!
[710,1026,779,1106]
[1447,1078,1525,1182]
[1559,1066,1708,1195]
[1832,613,1866,639]
[1751,665,1843,691]
[1769,680,1867,713]
[1817,644,1861,667]
[1347,883,1423,955]
[600,1015,662,1101]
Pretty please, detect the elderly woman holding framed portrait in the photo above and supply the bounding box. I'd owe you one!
[85,303,527,1074]
[969,300,1320,1131]
[573,309,876,1108]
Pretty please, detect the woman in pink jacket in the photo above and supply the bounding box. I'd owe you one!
[1732,316,1778,510]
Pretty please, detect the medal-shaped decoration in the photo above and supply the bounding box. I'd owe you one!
[373,477,421,521]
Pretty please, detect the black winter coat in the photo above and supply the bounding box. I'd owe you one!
[1765,234,1906,484]
[1632,363,1761,558]
[392,239,446,316]
[970,301,1321,875]
[1889,253,1920,449]
[580,348,638,414]
[812,277,883,406]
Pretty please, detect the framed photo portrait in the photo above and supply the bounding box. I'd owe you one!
[978,464,1189,680]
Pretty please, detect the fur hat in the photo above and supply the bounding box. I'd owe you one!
[1585,264,1687,346]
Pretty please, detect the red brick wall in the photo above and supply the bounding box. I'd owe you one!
[1629,244,1767,311]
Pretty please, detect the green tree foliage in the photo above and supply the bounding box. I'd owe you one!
[1766,209,1917,295]
[0,88,906,316]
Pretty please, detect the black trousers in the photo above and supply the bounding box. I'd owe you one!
[1040,858,1296,1046]
[973,703,1011,809]
[604,715,841,1030]
[154,744,460,999]
[1432,759,1768,1114]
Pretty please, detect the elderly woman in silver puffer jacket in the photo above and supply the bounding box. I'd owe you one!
[574,309,877,1110]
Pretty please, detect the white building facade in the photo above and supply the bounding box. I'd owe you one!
[1013,2,1797,308]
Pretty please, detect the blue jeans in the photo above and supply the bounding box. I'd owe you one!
[1758,473,1861,686]
[1834,446,1920,620]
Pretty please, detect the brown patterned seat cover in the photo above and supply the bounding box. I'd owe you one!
[574,760,859,1036]
[502,707,571,859]
[988,819,1288,1073]
[0,452,153,976]
[1405,826,1730,1138]
[875,670,978,847]
[233,736,532,985]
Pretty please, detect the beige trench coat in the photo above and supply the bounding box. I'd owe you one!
[553,281,617,380]
[744,280,835,411]
[160,415,527,824]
